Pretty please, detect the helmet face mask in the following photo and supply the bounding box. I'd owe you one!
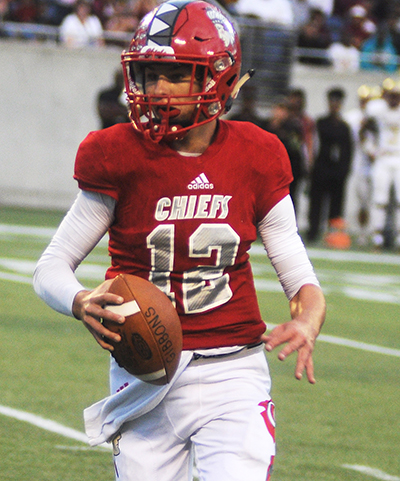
[121,0,241,142]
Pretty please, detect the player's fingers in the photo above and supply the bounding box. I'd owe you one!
[74,286,124,322]
[276,332,309,360]
[99,292,125,307]
[83,321,115,350]
[304,355,316,384]
[90,327,116,351]
[294,349,315,383]
[85,300,125,325]
[262,324,295,351]
[82,315,121,347]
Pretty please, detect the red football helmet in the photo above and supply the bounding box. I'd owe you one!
[121,0,242,142]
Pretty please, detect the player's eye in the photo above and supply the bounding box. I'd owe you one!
[145,71,159,83]
[168,72,188,83]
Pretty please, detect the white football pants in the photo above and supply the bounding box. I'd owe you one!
[112,346,275,481]
[370,154,400,234]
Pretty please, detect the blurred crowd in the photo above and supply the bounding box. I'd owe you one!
[2,0,400,71]
[293,0,400,72]
[0,0,157,29]
[227,77,400,251]
[0,0,159,46]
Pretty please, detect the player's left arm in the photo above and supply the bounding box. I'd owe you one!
[257,194,326,383]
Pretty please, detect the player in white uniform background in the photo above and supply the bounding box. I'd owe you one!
[33,1,326,480]
[343,84,379,245]
[365,78,400,249]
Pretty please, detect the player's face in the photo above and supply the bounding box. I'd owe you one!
[143,63,203,127]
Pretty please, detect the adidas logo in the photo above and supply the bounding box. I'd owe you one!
[188,173,214,190]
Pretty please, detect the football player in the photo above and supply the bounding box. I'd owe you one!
[343,84,378,245]
[34,1,326,480]
[365,78,400,249]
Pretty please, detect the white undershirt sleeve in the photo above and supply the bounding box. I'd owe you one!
[257,195,320,300]
[33,190,116,317]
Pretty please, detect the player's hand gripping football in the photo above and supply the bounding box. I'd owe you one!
[72,280,125,351]
[261,284,326,384]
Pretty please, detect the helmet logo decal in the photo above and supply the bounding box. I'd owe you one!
[149,17,173,37]
[140,45,176,56]
[146,1,187,47]
[206,7,235,48]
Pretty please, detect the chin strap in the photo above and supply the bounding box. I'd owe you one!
[225,69,255,113]
[231,69,256,99]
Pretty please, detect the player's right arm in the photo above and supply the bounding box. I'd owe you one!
[33,190,125,350]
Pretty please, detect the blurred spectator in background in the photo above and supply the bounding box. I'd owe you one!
[60,0,104,47]
[8,0,39,23]
[235,0,294,26]
[49,0,76,25]
[290,0,313,30]
[308,0,333,17]
[306,87,352,248]
[297,8,332,65]
[132,0,158,20]
[104,0,159,46]
[215,0,239,16]
[360,24,398,73]
[0,0,11,37]
[264,101,305,211]
[0,0,9,21]
[103,0,138,46]
[92,0,114,25]
[326,0,351,43]
[341,3,376,50]
[286,87,315,173]
[328,29,360,72]
[370,0,392,25]
[228,84,267,129]
[331,0,357,17]
[97,69,129,129]
[388,2,400,57]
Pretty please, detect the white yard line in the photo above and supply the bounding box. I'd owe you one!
[0,223,108,245]
[0,405,111,450]
[0,224,57,237]
[343,464,400,481]
[0,405,88,443]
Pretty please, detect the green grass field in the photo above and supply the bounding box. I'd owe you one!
[0,206,399,481]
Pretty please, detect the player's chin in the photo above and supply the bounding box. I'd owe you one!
[170,118,193,129]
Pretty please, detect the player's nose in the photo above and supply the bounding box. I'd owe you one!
[152,76,172,97]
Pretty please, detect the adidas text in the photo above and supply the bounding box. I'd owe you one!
[188,182,214,190]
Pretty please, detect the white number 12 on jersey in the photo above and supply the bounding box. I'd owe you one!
[147,224,240,314]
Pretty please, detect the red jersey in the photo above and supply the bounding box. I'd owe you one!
[74,120,292,350]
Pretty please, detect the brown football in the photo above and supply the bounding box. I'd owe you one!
[103,274,182,385]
